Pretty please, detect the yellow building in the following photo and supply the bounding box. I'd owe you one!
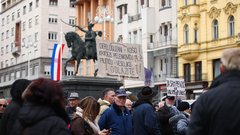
[73,0,114,76]
[177,0,240,99]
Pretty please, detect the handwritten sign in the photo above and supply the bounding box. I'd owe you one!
[166,78,185,96]
[96,41,144,80]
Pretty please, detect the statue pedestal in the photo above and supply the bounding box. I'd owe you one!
[59,76,123,99]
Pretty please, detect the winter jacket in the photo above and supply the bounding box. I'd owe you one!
[95,99,111,123]
[187,70,240,135]
[11,102,70,135]
[132,102,161,135]
[71,114,94,135]
[98,102,132,135]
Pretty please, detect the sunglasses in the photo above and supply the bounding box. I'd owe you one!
[0,104,7,108]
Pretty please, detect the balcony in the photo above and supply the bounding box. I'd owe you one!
[179,73,207,83]
[11,45,20,57]
[128,13,141,23]
[178,43,200,61]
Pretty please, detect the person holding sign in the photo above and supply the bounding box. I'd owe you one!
[187,48,240,135]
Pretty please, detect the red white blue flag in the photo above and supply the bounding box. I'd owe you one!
[51,44,64,81]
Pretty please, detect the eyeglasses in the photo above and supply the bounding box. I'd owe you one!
[0,104,7,108]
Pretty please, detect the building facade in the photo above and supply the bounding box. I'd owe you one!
[177,0,240,99]
[114,0,178,93]
[0,0,76,98]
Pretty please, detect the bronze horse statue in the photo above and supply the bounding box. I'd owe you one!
[64,28,102,76]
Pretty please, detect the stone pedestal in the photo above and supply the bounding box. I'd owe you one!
[59,76,123,99]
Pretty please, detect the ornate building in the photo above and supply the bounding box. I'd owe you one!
[177,0,240,99]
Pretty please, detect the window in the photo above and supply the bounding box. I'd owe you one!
[69,17,75,25]
[133,31,137,44]
[141,0,144,5]
[12,12,15,21]
[213,19,219,40]
[35,32,38,42]
[29,18,32,28]
[69,0,76,8]
[49,15,58,23]
[195,61,202,81]
[6,15,9,24]
[184,63,191,82]
[150,34,153,43]
[228,15,234,37]
[48,32,57,40]
[49,0,58,6]
[6,30,9,39]
[35,15,39,25]
[29,2,33,11]
[213,59,221,79]
[184,0,188,6]
[184,24,189,44]
[86,61,90,75]
[23,21,26,31]
[1,18,4,26]
[194,29,198,43]
[193,0,197,4]
[5,60,9,67]
[36,0,39,8]
[119,7,122,20]
[128,32,131,43]
[124,4,128,14]
[23,6,26,15]
[17,9,20,18]
[162,0,166,7]
[6,45,9,53]
[1,47,4,55]
[1,33,4,41]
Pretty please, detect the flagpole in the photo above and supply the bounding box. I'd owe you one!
[60,19,63,80]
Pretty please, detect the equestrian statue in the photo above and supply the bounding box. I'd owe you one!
[63,20,102,76]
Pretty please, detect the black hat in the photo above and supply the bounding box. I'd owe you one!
[177,101,190,111]
[137,86,157,100]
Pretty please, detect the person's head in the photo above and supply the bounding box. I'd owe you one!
[137,86,157,101]
[220,48,240,73]
[102,88,115,104]
[22,78,65,109]
[0,98,8,114]
[165,96,175,107]
[177,101,190,113]
[125,99,133,111]
[78,96,100,122]
[10,79,31,103]
[114,89,127,108]
[87,21,94,31]
[68,92,80,108]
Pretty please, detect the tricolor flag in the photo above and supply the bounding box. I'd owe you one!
[51,44,64,81]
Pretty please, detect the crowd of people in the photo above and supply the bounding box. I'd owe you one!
[0,47,239,135]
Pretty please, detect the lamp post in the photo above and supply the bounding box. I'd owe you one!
[94,5,114,40]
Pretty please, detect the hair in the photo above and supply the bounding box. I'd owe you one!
[22,78,65,108]
[10,79,31,103]
[102,88,115,99]
[78,96,100,122]
[221,48,240,71]
[0,98,8,105]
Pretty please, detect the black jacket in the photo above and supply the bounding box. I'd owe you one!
[10,102,70,135]
[187,70,240,135]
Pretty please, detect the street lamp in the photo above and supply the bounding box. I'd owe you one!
[94,5,114,40]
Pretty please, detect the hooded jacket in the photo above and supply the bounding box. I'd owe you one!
[10,102,70,135]
[95,98,111,123]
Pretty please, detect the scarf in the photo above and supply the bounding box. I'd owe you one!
[76,107,100,135]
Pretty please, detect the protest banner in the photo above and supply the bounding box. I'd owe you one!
[166,78,186,96]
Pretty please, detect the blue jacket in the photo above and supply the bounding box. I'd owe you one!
[133,102,161,135]
[98,102,132,135]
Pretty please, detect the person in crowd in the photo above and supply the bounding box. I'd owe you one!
[169,101,190,135]
[98,89,132,135]
[0,79,31,135]
[132,86,161,135]
[154,103,160,112]
[66,92,80,119]
[0,98,8,129]
[71,96,109,135]
[96,88,115,123]
[187,48,240,135]
[11,78,70,135]
[125,98,133,113]
[157,96,179,135]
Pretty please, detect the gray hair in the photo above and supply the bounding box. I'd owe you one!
[0,98,8,105]
[221,48,240,70]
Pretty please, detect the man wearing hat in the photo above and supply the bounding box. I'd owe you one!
[66,92,79,119]
[98,89,132,135]
[132,86,161,135]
